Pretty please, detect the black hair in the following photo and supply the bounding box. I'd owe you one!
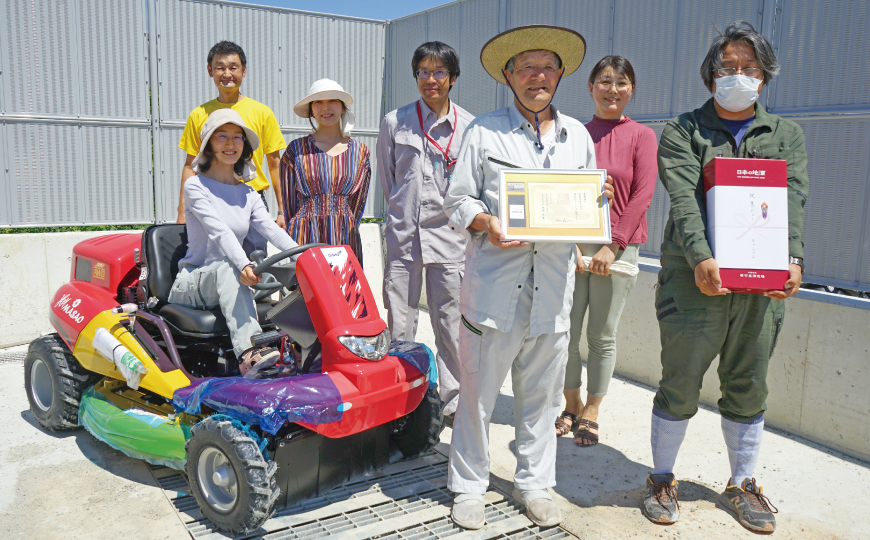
[207,41,247,67]
[700,21,779,91]
[411,41,460,89]
[199,132,255,177]
[307,101,347,132]
[588,55,636,86]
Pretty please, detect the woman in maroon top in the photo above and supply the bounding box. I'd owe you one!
[554,56,658,445]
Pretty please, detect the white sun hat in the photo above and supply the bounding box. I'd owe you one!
[191,108,260,181]
[293,78,356,136]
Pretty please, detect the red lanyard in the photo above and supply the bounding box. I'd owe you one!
[416,101,457,168]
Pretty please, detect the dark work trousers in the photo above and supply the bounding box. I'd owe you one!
[653,268,786,423]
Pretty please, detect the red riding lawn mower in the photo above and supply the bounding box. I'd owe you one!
[24,224,443,535]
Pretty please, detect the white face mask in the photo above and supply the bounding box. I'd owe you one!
[713,74,762,112]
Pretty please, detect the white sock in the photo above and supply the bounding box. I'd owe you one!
[721,414,764,488]
[651,408,689,475]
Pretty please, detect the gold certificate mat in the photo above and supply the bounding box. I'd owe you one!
[498,169,611,243]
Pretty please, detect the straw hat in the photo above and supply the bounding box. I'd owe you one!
[480,25,586,83]
[191,108,259,181]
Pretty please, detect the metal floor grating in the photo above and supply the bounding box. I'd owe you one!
[150,453,578,540]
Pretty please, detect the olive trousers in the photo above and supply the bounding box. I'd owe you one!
[653,268,785,423]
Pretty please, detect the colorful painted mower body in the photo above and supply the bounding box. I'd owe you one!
[24,224,443,535]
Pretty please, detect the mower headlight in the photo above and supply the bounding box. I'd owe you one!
[338,328,391,361]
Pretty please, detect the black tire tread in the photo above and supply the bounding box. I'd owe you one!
[185,417,279,535]
[392,386,445,458]
[24,333,97,431]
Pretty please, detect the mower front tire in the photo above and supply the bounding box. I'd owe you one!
[24,333,96,431]
[185,417,279,535]
[391,385,445,458]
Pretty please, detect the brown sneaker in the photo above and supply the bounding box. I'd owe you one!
[719,478,778,533]
[641,473,680,524]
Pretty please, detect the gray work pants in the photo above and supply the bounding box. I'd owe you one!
[447,274,568,494]
[384,257,462,415]
[168,257,261,356]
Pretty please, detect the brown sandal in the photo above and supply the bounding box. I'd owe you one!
[554,410,577,436]
[574,419,599,446]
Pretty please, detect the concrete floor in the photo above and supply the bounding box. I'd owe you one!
[3,320,869,540]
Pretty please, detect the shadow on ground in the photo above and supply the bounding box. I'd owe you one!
[19,408,158,487]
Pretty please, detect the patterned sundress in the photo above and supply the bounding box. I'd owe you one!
[279,135,371,264]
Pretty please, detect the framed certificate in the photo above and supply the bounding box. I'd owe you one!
[498,168,611,243]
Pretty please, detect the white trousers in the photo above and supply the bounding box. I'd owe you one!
[447,274,568,494]
[384,257,463,415]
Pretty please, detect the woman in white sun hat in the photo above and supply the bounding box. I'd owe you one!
[279,79,371,265]
[169,108,299,374]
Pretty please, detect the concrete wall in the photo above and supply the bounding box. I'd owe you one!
[4,228,869,462]
[0,230,125,347]
[593,259,870,463]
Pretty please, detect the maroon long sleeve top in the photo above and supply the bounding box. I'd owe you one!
[585,115,659,249]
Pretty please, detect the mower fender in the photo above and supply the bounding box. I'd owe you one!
[50,282,118,350]
[297,355,427,438]
[74,311,190,399]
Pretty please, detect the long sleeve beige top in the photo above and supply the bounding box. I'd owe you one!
[444,103,597,336]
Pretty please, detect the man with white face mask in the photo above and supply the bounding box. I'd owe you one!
[641,21,809,534]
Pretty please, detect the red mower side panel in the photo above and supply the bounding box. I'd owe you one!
[50,282,120,350]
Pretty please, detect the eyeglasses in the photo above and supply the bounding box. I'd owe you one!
[714,67,763,79]
[415,69,450,80]
[214,133,245,144]
[595,79,633,91]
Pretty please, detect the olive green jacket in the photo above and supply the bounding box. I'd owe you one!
[658,98,809,271]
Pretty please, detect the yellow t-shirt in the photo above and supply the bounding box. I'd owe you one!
[179,97,286,192]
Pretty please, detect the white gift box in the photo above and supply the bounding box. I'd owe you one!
[704,157,789,293]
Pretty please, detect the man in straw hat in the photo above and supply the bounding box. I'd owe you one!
[377,42,475,421]
[443,25,613,530]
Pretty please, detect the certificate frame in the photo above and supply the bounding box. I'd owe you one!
[498,168,611,243]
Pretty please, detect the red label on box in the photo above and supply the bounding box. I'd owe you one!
[703,157,787,192]
[719,268,789,294]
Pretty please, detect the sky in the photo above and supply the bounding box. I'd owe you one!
[241,0,449,21]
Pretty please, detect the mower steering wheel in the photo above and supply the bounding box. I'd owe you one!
[250,243,327,292]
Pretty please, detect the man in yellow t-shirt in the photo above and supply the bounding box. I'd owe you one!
[177,41,287,242]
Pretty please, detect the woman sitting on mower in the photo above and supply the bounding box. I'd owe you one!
[169,108,298,373]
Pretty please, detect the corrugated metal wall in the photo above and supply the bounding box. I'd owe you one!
[383,0,870,292]
[0,0,154,227]
[0,0,386,228]
[1,0,867,290]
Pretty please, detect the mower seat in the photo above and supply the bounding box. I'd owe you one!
[142,224,275,338]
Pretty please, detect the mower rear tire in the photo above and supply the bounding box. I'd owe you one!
[391,385,445,458]
[24,333,96,431]
[185,417,279,535]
